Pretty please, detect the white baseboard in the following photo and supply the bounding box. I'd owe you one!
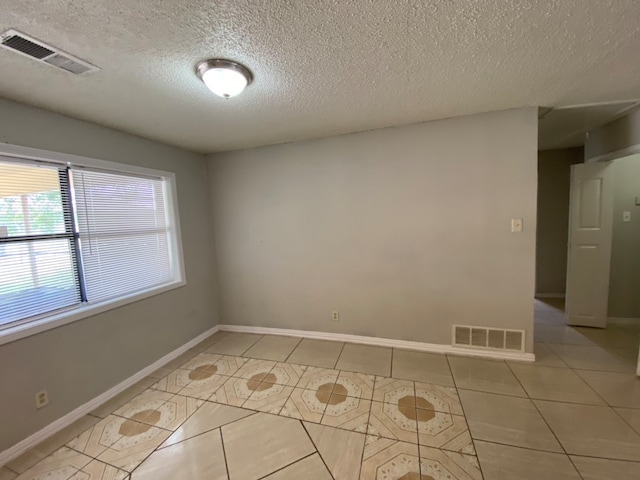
[535,293,566,299]
[217,324,536,362]
[0,325,220,468]
[2,322,536,466]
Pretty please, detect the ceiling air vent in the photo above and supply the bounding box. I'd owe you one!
[453,325,525,353]
[0,29,99,75]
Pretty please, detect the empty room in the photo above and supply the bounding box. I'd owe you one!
[0,1,639,479]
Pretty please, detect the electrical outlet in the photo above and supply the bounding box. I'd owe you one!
[332,310,339,322]
[35,389,49,409]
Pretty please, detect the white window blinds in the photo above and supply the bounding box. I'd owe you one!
[0,159,81,326]
[0,153,182,332]
[71,168,173,303]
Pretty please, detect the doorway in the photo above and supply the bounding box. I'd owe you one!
[535,151,640,374]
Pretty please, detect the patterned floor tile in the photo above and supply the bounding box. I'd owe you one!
[149,369,192,394]
[91,382,153,419]
[419,445,483,480]
[7,415,100,474]
[335,371,375,400]
[212,355,249,376]
[179,353,222,373]
[372,377,414,404]
[178,373,229,400]
[417,411,475,455]
[13,447,92,480]
[360,436,421,479]
[243,383,294,414]
[280,388,328,423]
[414,381,464,415]
[113,390,174,425]
[368,400,418,444]
[297,366,340,390]
[321,395,371,434]
[96,421,171,472]
[68,459,129,480]
[150,394,202,431]
[266,362,307,387]
[232,358,276,381]
[208,375,255,407]
[66,415,131,458]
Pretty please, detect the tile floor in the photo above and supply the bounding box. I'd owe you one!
[2,299,639,479]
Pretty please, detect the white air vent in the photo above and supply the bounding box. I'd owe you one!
[453,325,525,352]
[0,29,99,75]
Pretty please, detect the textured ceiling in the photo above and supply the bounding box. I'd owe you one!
[0,1,639,153]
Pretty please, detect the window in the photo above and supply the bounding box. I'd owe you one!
[0,151,184,334]
[0,161,80,324]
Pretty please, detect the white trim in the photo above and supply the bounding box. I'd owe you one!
[0,280,186,346]
[0,325,220,467]
[0,142,187,346]
[0,143,173,178]
[586,144,640,163]
[217,324,536,362]
[535,293,566,299]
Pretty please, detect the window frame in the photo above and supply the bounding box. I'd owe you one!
[0,143,186,346]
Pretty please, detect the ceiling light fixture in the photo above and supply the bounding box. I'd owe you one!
[196,59,253,99]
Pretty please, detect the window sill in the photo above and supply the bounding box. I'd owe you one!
[0,280,186,347]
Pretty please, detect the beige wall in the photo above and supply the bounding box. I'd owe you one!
[608,155,640,318]
[207,108,538,351]
[0,99,218,451]
[536,148,584,294]
[585,107,640,161]
[583,108,640,318]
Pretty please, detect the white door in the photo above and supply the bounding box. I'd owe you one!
[565,162,614,328]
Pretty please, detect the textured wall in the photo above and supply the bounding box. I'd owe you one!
[608,155,640,318]
[536,148,584,294]
[585,107,640,160]
[583,108,640,317]
[0,99,219,451]
[208,108,538,351]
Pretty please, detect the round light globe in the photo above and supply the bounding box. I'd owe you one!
[202,67,248,98]
[196,59,253,99]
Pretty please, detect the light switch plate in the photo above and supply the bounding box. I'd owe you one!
[623,211,631,222]
[511,218,523,233]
